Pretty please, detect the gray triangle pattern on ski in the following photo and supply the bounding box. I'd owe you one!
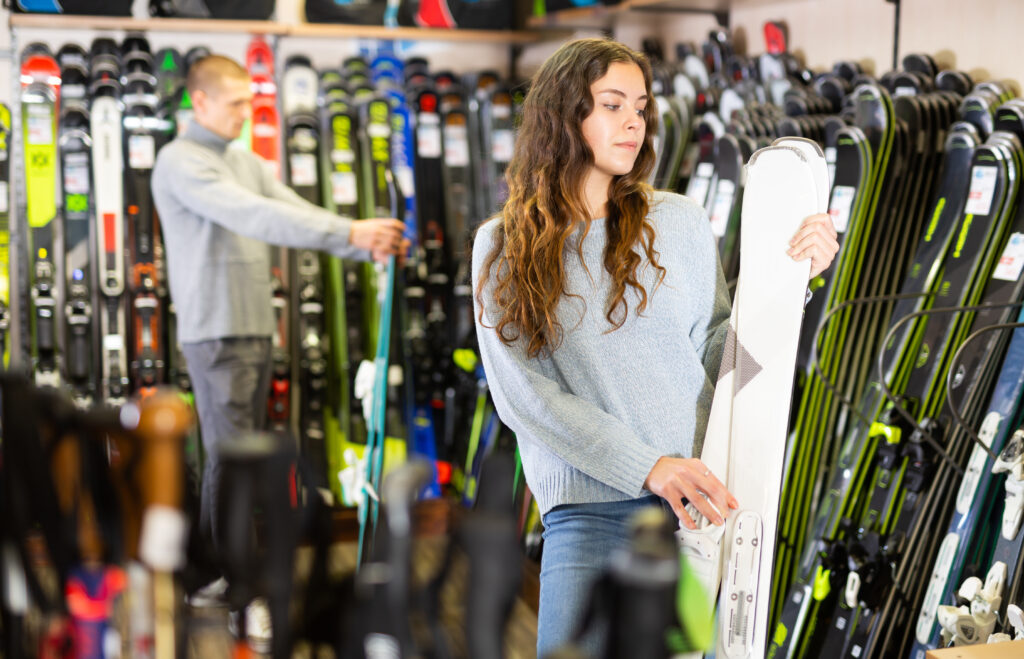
[717,323,763,391]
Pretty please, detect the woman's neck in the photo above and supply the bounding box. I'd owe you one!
[583,169,612,219]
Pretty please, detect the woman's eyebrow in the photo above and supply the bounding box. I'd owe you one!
[594,88,649,102]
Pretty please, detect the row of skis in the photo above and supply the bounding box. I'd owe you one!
[5,34,527,523]
[657,24,1024,659]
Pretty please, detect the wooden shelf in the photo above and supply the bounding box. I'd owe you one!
[289,22,546,44]
[9,13,288,34]
[9,13,550,44]
[527,0,729,29]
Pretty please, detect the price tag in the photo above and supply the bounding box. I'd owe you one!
[27,112,53,145]
[965,165,998,215]
[289,153,317,187]
[128,134,155,169]
[0,182,9,213]
[444,125,470,167]
[64,153,90,194]
[709,180,735,237]
[417,114,442,158]
[492,129,514,163]
[993,232,1024,281]
[688,176,711,208]
[828,185,856,233]
[331,171,357,205]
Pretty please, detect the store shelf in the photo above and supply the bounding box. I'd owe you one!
[527,0,729,29]
[9,13,550,44]
[289,22,546,44]
[8,13,289,34]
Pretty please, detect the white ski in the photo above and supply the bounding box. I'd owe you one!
[678,137,827,658]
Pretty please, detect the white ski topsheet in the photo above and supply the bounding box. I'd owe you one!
[91,95,124,298]
[679,139,826,658]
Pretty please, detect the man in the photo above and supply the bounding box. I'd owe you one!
[152,55,408,649]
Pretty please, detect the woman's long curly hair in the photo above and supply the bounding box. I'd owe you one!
[476,37,665,359]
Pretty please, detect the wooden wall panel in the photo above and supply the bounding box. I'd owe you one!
[728,0,895,75]
[899,0,1024,90]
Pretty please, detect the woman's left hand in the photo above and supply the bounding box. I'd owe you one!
[788,212,840,278]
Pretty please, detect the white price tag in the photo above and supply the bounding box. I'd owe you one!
[687,175,711,207]
[128,134,155,170]
[444,125,470,167]
[492,129,514,163]
[64,153,90,194]
[965,165,998,215]
[331,171,357,205]
[709,180,735,237]
[416,115,442,159]
[993,232,1024,281]
[828,185,856,233]
[289,153,317,187]
[27,112,53,145]
[0,182,8,213]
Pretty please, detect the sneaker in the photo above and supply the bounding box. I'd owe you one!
[228,598,272,654]
[186,577,228,608]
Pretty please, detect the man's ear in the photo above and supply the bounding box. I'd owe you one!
[191,88,207,112]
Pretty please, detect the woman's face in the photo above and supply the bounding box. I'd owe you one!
[580,61,648,182]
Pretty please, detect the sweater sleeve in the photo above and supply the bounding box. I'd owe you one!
[472,223,664,498]
[256,158,373,261]
[154,145,367,260]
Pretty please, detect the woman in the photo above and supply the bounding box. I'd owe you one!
[472,37,838,656]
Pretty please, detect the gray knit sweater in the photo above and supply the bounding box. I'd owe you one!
[472,190,730,515]
[152,121,369,344]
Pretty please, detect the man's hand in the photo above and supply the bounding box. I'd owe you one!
[644,456,739,530]
[349,218,411,264]
[788,212,840,278]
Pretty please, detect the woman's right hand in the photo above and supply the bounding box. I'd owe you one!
[644,456,739,530]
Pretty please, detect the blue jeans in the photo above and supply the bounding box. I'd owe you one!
[537,495,667,658]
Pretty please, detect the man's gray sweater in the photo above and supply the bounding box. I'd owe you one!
[472,190,730,516]
[152,121,369,344]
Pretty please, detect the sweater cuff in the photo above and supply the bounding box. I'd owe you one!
[624,444,667,498]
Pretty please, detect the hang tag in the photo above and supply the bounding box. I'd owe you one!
[709,180,736,237]
[993,232,1024,282]
[965,165,998,216]
[64,152,90,194]
[492,129,514,163]
[27,112,53,145]
[417,114,442,158]
[444,125,470,167]
[128,134,155,170]
[289,153,317,187]
[331,171,357,205]
[828,185,856,233]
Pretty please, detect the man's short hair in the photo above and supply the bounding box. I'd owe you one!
[186,55,250,96]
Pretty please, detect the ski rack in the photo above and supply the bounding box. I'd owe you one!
[808,290,936,429]
[943,316,1024,459]
[873,300,1024,475]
